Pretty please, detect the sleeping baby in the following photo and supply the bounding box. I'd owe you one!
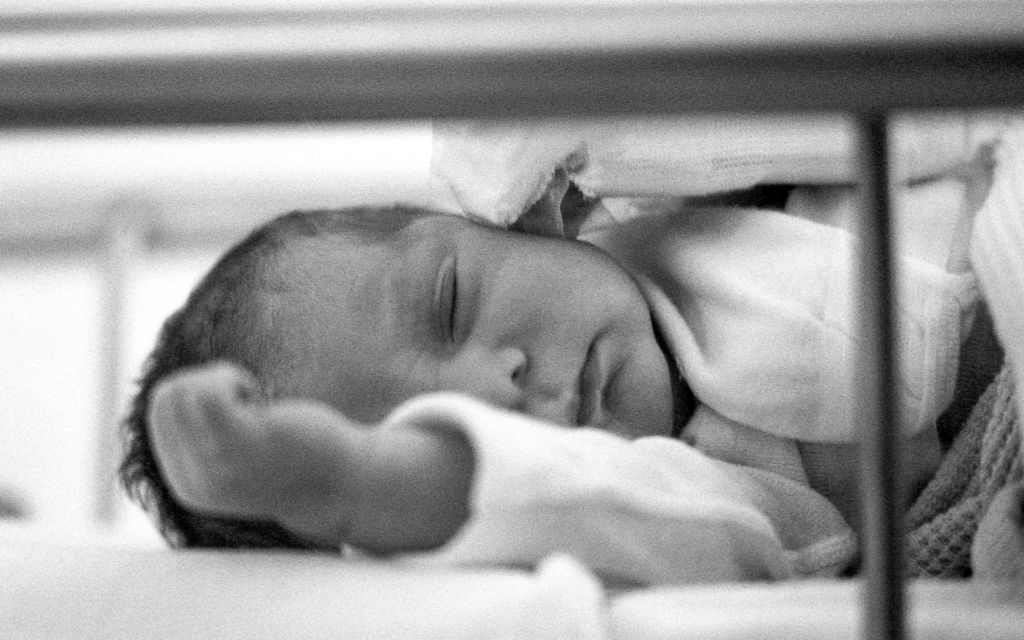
[122,203,858,584]
[119,118,1003,585]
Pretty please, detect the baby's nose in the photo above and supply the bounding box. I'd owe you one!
[445,345,528,410]
[444,346,578,426]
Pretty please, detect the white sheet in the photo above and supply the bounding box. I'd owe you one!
[3,543,1023,640]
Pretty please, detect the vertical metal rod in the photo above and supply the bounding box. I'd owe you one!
[855,113,904,640]
[96,202,145,526]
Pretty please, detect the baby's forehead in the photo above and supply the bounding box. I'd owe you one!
[281,221,418,267]
[274,217,450,300]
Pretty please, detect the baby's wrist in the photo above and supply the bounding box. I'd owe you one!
[344,423,474,554]
[258,405,370,545]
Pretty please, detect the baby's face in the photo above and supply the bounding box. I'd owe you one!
[276,214,673,439]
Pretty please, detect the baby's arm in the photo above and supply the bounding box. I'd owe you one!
[149,364,855,582]
[147,362,473,552]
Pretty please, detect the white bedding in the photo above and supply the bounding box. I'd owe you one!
[2,543,1022,640]
[428,113,1011,230]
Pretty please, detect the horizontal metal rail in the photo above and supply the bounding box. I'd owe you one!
[0,2,1022,126]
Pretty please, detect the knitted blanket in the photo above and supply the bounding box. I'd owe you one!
[907,365,1022,577]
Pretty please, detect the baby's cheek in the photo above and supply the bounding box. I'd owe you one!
[607,347,674,439]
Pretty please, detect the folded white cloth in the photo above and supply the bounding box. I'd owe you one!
[587,203,978,443]
[429,113,1009,229]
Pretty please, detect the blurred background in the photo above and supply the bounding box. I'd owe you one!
[0,118,434,544]
[0,0,445,543]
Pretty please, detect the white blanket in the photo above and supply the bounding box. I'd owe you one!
[428,112,1009,231]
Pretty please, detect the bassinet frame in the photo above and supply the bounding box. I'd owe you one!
[2,3,1023,639]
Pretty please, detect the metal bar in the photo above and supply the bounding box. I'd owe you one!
[95,202,147,525]
[855,113,904,640]
[0,2,1022,126]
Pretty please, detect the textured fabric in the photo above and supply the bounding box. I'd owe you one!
[907,123,1024,578]
[906,366,1021,577]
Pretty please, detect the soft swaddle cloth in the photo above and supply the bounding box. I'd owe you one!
[428,112,1009,232]
[585,204,978,444]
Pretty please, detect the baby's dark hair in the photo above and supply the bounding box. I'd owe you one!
[119,204,444,549]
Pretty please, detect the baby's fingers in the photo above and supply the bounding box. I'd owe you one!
[148,361,274,517]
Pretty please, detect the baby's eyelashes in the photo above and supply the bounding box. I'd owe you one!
[434,255,459,345]
[447,266,459,342]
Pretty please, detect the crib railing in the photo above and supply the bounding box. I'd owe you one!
[1,2,1023,122]
[856,113,903,640]
[3,3,1023,640]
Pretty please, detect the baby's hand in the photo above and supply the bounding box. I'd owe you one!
[147,361,473,551]
[147,361,363,543]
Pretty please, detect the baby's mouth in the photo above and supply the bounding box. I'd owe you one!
[576,338,603,427]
